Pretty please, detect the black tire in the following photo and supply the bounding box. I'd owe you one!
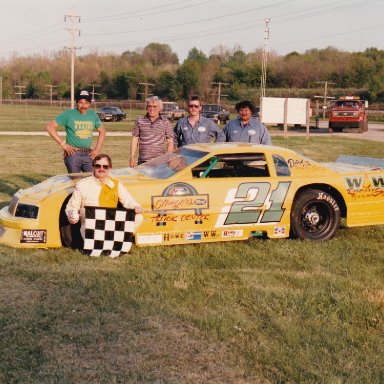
[290,189,340,240]
[358,121,364,133]
[59,195,83,249]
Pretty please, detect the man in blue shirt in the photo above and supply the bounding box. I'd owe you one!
[174,95,225,147]
[224,100,271,145]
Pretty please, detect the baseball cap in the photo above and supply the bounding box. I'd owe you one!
[75,89,92,102]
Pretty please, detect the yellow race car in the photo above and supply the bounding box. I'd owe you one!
[1,143,384,248]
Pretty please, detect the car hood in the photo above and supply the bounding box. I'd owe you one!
[14,168,144,204]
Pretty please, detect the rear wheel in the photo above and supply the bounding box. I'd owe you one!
[290,189,340,240]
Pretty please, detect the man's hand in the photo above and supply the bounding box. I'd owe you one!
[130,157,137,168]
[62,143,77,156]
[89,148,101,159]
[135,206,143,214]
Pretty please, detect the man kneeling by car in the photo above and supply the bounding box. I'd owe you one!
[65,154,143,256]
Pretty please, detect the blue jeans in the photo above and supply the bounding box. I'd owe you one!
[64,151,93,173]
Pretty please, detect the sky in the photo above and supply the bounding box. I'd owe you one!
[1,0,383,62]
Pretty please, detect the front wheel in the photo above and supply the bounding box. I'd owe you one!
[290,189,340,240]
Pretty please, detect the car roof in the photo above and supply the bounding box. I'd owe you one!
[183,142,297,157]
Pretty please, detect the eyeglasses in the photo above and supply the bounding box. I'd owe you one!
[188,104,200,108]
[94,164,109,170]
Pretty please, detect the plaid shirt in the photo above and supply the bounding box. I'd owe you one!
[132,115,174,162]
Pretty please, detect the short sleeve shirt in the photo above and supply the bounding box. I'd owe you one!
[55,108,102,148]
[174,115,225,147]
[132,115,174,162]
[224,117,272,145]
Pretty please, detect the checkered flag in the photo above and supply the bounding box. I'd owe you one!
[83,206,136,258]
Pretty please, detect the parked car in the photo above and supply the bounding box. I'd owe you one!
[201,104,230,124]
[2,143,384,250]
[160,102,186,121]
[96,106,126,122]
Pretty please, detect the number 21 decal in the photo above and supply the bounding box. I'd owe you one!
[215,182,291,227]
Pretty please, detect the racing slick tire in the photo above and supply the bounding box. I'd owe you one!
[59,195,83,249]
[290,189,341,241]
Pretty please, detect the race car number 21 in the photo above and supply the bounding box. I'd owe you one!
[215,182,291,227]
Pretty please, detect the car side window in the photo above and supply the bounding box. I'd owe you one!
[273,154,291,176]
[192,154,270,178]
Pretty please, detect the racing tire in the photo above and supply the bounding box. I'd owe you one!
[290,189,340,241]
[59,195,83,249]
[358,122,364,133]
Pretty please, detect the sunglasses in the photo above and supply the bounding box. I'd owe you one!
[188,104,200,108]
[94,164,109,170]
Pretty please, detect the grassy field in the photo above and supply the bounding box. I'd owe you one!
[0,104,142,132]
[1,135,384,382]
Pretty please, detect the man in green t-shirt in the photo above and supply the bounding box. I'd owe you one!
[46,89,106,173]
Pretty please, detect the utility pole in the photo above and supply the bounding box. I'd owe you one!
[138,82,154,101]
[14,85,26,102]
[87,83,100,103]
[260,18,271,103]
[210,82,229,105]
[45,85,57,106]
[0,76,2,105]
[314,81,335,119]
[64,9,80,109]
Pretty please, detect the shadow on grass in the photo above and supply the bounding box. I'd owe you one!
[0,174,51,199]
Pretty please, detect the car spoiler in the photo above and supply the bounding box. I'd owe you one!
[336,155,384,169]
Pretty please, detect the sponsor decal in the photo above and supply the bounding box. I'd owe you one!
[163,233,185,242]
[287,159,312,168]
[344,176,365,191]
[20,229,47,243]
[149,214,210,223]
[197,126,206,132]
[152,195,209,211]
[273,226,286,236]
[347,185,384,199]
[203,230,220,239]
[136,234,163,245]
[370,175,384,189]
[186,231,202,241]
[222,230,244,238]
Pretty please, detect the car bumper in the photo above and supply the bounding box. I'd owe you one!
[0,206,60,248]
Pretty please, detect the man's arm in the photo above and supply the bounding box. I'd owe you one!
[166,138,174,153]
[118,182,143,214]
[46,119,67,149]
[173,121,181,148]
[46,119,78,155]
[65,187,82,224]
[209,120,225,142]
[90,125,106,159]
[165,120,175,152]
[130,136,139,167]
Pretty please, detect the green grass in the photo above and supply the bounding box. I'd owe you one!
[0,104,143,132]
[1,135,384,382]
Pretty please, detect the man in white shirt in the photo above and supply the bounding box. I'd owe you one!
[66,154,143,240]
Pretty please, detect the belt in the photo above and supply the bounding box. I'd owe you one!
[73,147,91,152]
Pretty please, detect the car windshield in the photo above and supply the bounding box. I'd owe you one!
[136,148,208,179]
[203,105,221,112]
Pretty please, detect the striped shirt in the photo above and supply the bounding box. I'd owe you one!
[132,115,174,162]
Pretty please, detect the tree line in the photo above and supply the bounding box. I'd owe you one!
[1,43,383,103]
